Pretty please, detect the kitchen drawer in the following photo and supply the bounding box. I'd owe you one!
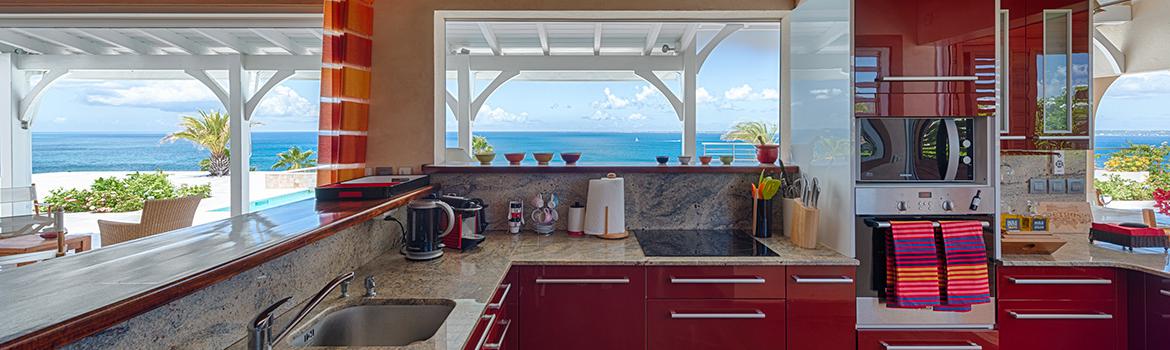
[786,266,856,350]
[484,282,513,316]
[463,314,498,350]
[520,265,645,350]
[999,299,1122,350]
[647,266,786,299]
[998,266,1119,301]
[857,330,999,350]
[1145,274,1170,348]
[647,299,785,350]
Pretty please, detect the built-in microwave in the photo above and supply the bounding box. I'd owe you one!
[858,117,975,182]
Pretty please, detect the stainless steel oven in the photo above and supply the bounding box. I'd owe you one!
[858,117,976,182]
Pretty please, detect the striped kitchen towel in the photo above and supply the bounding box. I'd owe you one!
[935,221,992,312]
[886,221,942,308]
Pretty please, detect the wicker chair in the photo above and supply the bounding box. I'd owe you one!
[98,196,203,246]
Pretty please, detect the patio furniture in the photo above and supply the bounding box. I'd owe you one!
[98,196,203,246]
[0,233,91,267]
[0,185,54,238]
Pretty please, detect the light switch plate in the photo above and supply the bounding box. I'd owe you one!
[1051,151,1066,175]
[1029,178,1048,194]
[1067,178,1086,194]
[1048,178,1067,194]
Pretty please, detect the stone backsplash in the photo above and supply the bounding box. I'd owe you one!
[1000,151,1090,214]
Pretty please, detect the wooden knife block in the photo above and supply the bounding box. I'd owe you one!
[785,198,818,249]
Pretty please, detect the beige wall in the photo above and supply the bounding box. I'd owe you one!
[368,0,795,171]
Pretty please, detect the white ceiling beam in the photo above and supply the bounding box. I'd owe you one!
[643,23,663,56]
[0,29,65,55]
[634,69,683,121]
[458,55,683,72]
[305,28,324,41]
[11,29,109,55]
[79,29,157,55]
[251,29,312,55]
[697,24,744,71]
[536,23,550,56]
[470,70,519,121]
[679,24,699,51]
[18,69,70,128]
[14,54,322,71]
[593,24,602,56]
[191,29,251,55]
[477,23,502,56]
[0,13,323,28]
[185,68,230,108]
[1093,27,1125,75]
[137,29,211,55]
[245,69,295,120]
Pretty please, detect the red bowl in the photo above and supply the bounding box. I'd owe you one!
[504,153,526,165]
[755,145,780,164]
[560,152,582,165]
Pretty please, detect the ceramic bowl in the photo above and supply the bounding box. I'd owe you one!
[504,152,526,165]
[560,152,582,165]
[533,152,555,165]
[719,155,734,165]
[475,153,496,165]
[677,156,692,165]
[656,156,669,165]
[699,156,713,165]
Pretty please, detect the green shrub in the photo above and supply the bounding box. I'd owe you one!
[1095,174,1153,201]
[42,171,212,213]
[1101,142,1170,172]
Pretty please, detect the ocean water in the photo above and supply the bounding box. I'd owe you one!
[1094,135,1170,168]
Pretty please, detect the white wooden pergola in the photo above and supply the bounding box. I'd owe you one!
[0,13,323,216]
[441,21,781,158]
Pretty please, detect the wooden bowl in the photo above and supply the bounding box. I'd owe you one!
[699,156,713,165]
[560,152,581,165]
[475,153,496,165]
[533,152,555,165]
[504,152,526,165]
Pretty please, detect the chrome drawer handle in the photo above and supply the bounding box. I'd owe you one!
[1160,289,1170,297]
[1007,277,1112,285]
[878,76,979,82]
[881,341,981,350]
[669,311,766,319]
[792,275,854,284]
[670,277,765,284]
[1008,311,1113,320]
[481,319,511,350]
[473,314,496,350]
[535,278,629,284]
[487,283,511,310]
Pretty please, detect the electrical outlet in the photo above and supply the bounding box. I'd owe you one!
[374,167,396,176]
[1029,178,1048,194]
[1067,178,1086,194]
[1048,178,1067,194]
[398,167,413,175]
[1052,151,1066,175]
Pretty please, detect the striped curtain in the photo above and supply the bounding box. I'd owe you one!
[318,0,373,185]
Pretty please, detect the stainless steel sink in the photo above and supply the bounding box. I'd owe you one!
[291,301,455,347]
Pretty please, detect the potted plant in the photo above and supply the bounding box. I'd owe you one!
[721,121,779,164]
[472,135,496,165]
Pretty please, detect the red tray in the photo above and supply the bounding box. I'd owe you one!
[314,175,430,201]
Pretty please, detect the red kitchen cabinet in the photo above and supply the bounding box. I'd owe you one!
[1144,273,1170,349]
[997,266,1120,301]
[646,299,785,350]
[999,300,1122,350]
[854,0,997,118]
[646,266,786,299]
[858,330,999,350]
[786,266,856,350]
[464,267,517,350]
[518,265,645,350]
[1000,0,1092,150]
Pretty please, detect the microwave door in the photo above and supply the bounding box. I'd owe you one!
[902,119,917,180]
[943,119,961,181]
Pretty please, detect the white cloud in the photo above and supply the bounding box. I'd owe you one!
[635,85,659,102]
[255,86,316,119]
[86,81,218,106]
[696,87,716,104]
[592,87,631,109]
[477,104,529,123]
[810,88,844,100]
[627,113,647,121]
[52,117,67,124]
[586,110,616,121]
[759,88,780,100]
[724,84,754,100]
[1107,71,1170,99]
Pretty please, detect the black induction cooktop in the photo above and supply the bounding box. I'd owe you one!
[634,230,779,257]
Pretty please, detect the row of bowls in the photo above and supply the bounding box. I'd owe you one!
[476,152,581,165]
[656,155,736,166]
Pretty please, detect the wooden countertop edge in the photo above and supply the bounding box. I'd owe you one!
[423,164,800,174]
[0,186,434,350]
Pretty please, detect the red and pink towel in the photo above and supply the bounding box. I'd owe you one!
[886,221,990,312]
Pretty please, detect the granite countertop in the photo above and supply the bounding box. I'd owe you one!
[258,231,856,350]
[1001,233,1170,278]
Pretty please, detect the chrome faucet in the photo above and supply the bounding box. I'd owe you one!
[248,272,355,350]
[364,276,377,297]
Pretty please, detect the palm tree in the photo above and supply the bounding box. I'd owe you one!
[272,146,317,171]
[721,121,778,145]
[163,110,230,176]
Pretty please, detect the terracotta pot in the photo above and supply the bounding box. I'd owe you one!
[475,153,496,165]
[699,156,713,165]
[504,152,526,165]
[719,155,734,165]
[755,144,780,164]
[560,152,581,165]
[533,152,554,165]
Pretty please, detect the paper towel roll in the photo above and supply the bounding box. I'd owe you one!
[584,173,625,236]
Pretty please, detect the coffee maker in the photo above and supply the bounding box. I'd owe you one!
[439,193,488,251]
[404,198,455,261]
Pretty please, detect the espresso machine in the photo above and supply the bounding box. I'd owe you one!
[403,198,455,261]
[438,193,488,251]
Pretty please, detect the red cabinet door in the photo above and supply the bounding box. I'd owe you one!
[858,330,999,350]
[646,266,786,299]
[1145,274,1170,349]
[999,299,1121,350]
[786,266,856,350]
[998,266,1120,301]
[519,265,645,350]
[646,299,785,350]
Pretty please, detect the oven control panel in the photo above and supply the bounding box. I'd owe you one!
[855,186,994,216]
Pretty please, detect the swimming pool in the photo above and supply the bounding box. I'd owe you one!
[209,189,315,212]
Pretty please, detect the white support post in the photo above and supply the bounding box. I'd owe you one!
[470,70,519,121]
[2,53,33,195]
[455,56,472,156]
[244,69,294,120]
[227,56,250,216]
[682,42,698,157]
[780,18,792,163]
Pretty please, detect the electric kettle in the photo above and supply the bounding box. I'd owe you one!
[404,198,455,260]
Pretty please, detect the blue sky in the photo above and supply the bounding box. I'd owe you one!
[1096,70,1170,131]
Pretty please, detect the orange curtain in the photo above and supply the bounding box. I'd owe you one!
[318,0,373,185]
